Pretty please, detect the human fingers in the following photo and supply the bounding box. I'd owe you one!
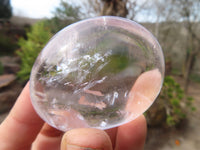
[0,82,44,150]
[61,128,113,150]
[105,127,117,148]
[106,69,160,149]
[126,69,162,117]
[32,123,63,150]
[104,70,159,149]
[115,115,147,150]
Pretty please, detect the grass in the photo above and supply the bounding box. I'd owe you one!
[190,73,200,83]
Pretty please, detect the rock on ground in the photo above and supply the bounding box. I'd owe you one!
[0,74,23,115]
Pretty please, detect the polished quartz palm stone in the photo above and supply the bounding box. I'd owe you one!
[30,16,165,131]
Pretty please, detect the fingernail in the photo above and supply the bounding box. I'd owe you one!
[66,144,99,150]
[61,128,112,150]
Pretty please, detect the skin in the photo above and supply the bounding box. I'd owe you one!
[0,68,162,149]
[0,68,163,150]
[0,82,147,150]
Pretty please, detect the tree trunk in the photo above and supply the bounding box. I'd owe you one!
[183,52,196,93]
[101,0,128,17]
[155,15,160,38]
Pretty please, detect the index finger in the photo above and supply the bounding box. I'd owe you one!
[115,115,147,150]
[0,82,44,150]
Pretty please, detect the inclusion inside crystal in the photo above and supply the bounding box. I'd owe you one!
[30,16,164,131]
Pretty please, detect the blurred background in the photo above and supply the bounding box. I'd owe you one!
[0,0,199,149]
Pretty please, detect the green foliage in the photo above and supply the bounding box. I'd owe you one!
[159,76,195,127]
[44,1,81,34]
[54,0,80,20]
[16,1,82,81]
[0,62,3,75]
[0,32,18,55]
[166,115,176,126]
[17,21,52,80]
[43,17,64,34]
[99,54,129,74]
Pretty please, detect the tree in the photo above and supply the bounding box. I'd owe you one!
[172,0,200,92]
[45,0,82,33]
[17,22,52,80]
[150,0,200,92]
[54,0,81,21]
[17,1,83,80]
[86,0,128,17]
[0,0,12,19]
[100,0,128,17]
[87,0,148,19]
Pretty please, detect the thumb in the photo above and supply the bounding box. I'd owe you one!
[61,128,113,150]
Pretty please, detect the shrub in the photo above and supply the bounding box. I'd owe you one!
[159,76,195,127]
[17,21,52,80]
[16,1,82,81]
[0,32,18,55]
[146,75,195,127]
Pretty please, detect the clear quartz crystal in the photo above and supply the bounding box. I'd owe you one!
[30,16,165,131]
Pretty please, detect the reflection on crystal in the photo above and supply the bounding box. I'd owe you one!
[30,16,164,131]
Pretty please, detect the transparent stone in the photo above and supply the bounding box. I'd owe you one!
[30,16,165,131]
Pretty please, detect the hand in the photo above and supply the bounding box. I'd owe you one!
[0,82,147,150]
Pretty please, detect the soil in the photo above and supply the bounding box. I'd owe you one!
[145,76,200,150]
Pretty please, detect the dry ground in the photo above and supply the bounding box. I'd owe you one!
[145,76,200,150]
